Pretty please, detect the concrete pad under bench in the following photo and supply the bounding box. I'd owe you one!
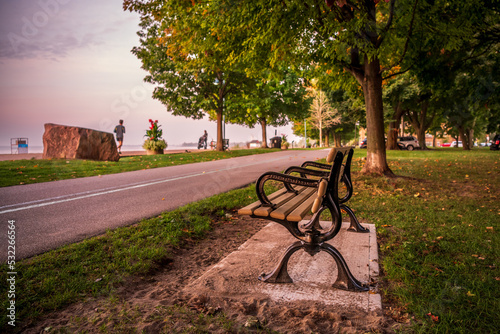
[185,221,381,313]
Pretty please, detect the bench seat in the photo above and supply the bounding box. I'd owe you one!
[238,186,316,222]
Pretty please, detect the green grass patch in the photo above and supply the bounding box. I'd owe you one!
[0,183,268,331]
[0,148,281,187]
[349,148,499,333]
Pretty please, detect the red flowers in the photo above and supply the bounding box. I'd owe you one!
[145,119,163,141]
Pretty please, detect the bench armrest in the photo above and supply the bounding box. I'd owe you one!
[300,161,331,170]
[284,166,330,178]
[256,171,319,207]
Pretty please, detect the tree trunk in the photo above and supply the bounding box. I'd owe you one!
[353,57,392,176]
[458,126,471,150]
[319,118,323,147]
[387,102,405,150]
[334,133,342,147]
[260,118,268,148]
[468,128,474,148]
[216,109,223,151]
[407,102,428,149]
[324,129,330,147]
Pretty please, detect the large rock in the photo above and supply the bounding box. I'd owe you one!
[43,123,120,161]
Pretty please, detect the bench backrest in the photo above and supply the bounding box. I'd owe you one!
[328,146,354,204]
[310,146,354,214]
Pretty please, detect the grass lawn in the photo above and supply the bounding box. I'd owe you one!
[0,148,281,187]
[0,147,498,333]
[351,148,499,333]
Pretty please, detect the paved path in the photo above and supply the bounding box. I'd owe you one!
[0,149,328,261]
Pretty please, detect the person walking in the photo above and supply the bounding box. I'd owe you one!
[114,120,125,154]
[202,130,208,149]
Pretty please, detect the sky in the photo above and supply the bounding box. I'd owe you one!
[0,0,300,151]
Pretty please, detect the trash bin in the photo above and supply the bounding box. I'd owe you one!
[270,136,282,149]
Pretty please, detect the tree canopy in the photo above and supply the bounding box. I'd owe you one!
[125,0,500,161]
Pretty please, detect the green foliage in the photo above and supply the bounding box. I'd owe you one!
[227,68,311,129]
[142,138,167,151]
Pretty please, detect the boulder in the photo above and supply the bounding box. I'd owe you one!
[43,123,120,161]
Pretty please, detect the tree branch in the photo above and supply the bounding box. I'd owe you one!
[380,0,419,73]
[381,63,413,80]
[377,0,396,47]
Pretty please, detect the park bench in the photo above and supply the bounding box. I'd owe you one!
[210,139,230,151]
[238,146,369,291]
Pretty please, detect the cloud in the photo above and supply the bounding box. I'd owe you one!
[0,0,137,60]
[0,30,103,60]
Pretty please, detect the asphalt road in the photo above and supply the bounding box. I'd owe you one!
[0,149,329,261]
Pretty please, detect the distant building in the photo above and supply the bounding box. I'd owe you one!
[247,140,261,148]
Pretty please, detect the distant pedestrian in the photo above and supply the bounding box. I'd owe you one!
[198,130,208,149]
[203,130,208,149]
[114,120,125,154]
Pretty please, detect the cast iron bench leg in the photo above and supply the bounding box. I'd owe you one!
[259,239,369,292]
[320,243,369,291]
[259,240,303,283]
[341,204,369,233]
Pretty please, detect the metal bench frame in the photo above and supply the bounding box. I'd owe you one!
[241,147,369,292]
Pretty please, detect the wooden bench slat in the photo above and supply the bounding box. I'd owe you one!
[238,188,288,216]
[253,187,306,217]
[238,186,306,217]
[287,194,316,222]
[270,187,316,220]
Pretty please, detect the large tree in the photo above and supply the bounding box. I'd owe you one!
[226,69,311,148]
[125,1,257,151]
[198,0,417,175]
[126,0,498,160]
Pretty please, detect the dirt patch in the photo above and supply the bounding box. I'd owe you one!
[23,215,405,333]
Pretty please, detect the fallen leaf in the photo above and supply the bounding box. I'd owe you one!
[427,313,439,322]
[467,291,475,297]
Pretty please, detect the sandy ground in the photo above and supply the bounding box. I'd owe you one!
[21,214,406,333]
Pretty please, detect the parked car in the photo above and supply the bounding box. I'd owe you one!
[490,134,500,151]
[451,141,463,147]
[359,138,399,149]
[397,136,419,151]
[441,142,452,147]
[360,138,367,148]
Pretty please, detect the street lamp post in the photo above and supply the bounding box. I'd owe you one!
[304,119,307,148]
[355,121,359,146]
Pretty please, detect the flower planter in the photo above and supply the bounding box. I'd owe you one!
[146,149,164,155]
[281,145,289,150]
